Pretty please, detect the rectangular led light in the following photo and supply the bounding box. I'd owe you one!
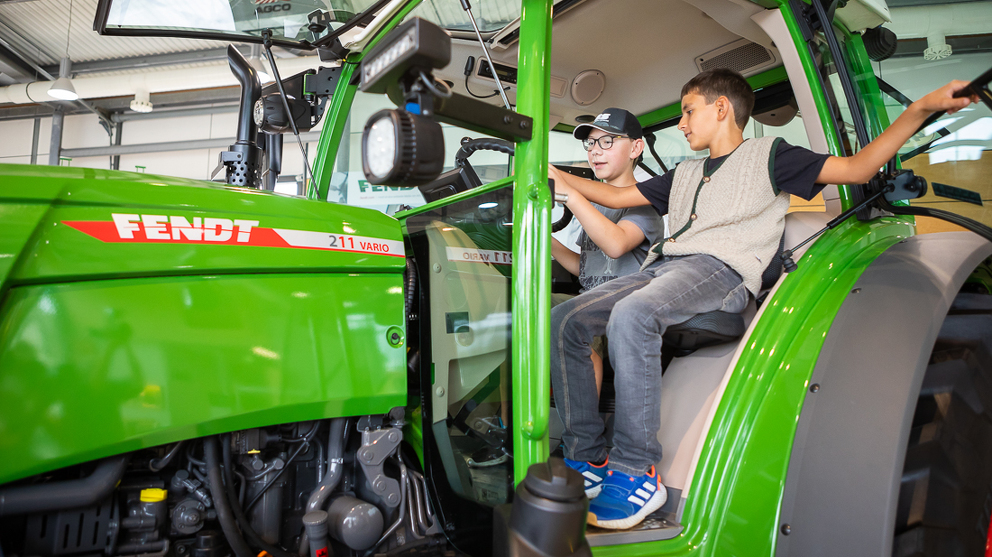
[359,17,452,95]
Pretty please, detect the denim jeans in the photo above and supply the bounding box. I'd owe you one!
[550,254,748,476]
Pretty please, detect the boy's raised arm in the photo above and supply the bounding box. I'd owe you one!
[550,165,651,209]
[817,80,979,186]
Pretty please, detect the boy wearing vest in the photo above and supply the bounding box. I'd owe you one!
[548,68,979,530]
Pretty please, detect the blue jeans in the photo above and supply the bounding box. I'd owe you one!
[550,254,748,476]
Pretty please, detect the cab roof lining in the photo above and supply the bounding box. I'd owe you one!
[434,0,783,129]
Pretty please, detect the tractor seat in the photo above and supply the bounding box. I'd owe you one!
[661,237,785,353]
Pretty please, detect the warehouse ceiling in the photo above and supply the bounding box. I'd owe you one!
[0,0,989,122]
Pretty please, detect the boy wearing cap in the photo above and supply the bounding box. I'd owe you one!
[548,68,978,530]
[551,108,664,419]
[553,108,664,298]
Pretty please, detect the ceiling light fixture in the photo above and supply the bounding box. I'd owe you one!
[48,0,78,101]
[48,65,78,100]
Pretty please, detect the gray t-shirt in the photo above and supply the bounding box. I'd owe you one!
[577,203,665,291]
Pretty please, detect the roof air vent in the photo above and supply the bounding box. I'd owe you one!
[695,39,778,75]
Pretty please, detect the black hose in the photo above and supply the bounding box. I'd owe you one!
[0,456,127,517]
[203,437,254,557]
[221,435,298,557]
[149,441,185,472]
[404,260,417,320]
[878,197,992,243]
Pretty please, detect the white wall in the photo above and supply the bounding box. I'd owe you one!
[0,106,322,197]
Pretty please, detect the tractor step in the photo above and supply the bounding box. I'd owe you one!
[585,509,683,546]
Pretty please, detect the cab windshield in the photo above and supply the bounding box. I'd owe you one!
[95,0,382,47]
[411,0,521,33]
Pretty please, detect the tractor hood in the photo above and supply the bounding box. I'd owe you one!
[0,164,405,290]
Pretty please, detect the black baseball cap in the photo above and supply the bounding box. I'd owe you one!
[572,108,643,141]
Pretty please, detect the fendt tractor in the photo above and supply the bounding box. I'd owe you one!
[2,0,992,555]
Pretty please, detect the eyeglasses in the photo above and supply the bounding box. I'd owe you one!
[582,135,627,152]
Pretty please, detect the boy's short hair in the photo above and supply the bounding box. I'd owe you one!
[680,68,755,130]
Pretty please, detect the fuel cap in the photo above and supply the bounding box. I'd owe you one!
[523,458,585,502]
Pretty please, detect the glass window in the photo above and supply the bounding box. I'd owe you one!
[410,0,520,33]
[405,185,515,506]
[813,31,864,157]
[329,90,511,214]
[101,0,378,45]
[875,52,992,233]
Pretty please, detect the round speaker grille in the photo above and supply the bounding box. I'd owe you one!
[571,70,605,106]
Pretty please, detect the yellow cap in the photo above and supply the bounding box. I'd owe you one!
[140,488,168,502]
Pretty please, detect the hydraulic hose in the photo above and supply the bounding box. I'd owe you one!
[404,260,417,320]
[299,418,348,556]
[203,437,254,557]
[0,456,127,517]
[149,441,185,472]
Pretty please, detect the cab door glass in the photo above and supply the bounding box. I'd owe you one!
[404,185,514,507]
[875,51,992,232]
[813,32,865,156]
[329,90,510,214]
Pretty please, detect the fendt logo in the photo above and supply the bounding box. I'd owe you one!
[61,213,405,257]
[111,214,259,243]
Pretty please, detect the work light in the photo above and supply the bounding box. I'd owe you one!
[359,18,451,95]
[361,109,444,186]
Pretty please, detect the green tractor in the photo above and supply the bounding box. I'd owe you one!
[2,0,992,556]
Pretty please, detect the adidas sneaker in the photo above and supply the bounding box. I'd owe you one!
[563,456,609,498]
[587,466,667,529]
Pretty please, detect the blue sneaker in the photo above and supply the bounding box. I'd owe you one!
[587,466,667,529]
[563,456,609,498]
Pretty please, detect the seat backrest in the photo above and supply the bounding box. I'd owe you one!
[663,233,786,353]
[759,234,786,292]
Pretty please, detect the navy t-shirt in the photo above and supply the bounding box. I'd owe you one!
[636,140,831,216]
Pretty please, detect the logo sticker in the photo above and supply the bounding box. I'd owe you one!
[62,213,404,257]
[445,247,512,265]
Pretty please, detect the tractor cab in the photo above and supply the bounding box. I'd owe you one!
[2,0,992,555]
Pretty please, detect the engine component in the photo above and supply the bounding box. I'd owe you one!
[23,497,118,556]
[218,45,263,188]
[356,426,403,508]
[247,458,286,544]
[302,511,329,557]
[0,418,435,557]
[173,498,210,535]
[191,530,227,557]
[232,429,280,454]
[204,437,254,557]
[171,471,212,508]
[0,456,127,517]
[326,496,383,551]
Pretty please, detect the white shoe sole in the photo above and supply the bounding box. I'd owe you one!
[587,485,668,530]
[586,484,603,499]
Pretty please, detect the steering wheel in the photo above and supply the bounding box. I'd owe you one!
[455,137,574,232]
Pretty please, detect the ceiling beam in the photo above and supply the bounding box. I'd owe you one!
[39,46,252,77]
[0,86,242,121]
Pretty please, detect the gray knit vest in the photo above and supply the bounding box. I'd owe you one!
[640,136,789,295]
